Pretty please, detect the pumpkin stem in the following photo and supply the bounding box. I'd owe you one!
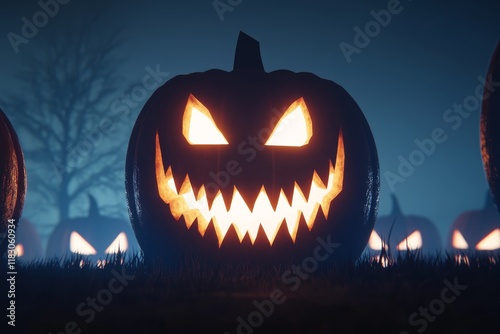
[88,194,100,218]
[390,194,403,216]
[233,31,264,71]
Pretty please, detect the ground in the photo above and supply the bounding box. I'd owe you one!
[7,252,500,334]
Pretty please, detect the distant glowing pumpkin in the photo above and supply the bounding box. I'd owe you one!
[46,195,139,262]
[126,32,380,262]
[366,195,442,259]
[0,109,26,256]
[15,219,43,261]
[447,192,500,264]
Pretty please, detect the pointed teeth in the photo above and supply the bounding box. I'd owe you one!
[157,160,344,246]
[197,185,207,201]
[281,183,296,205]
[229,188,255,243]
[291,182,318,231]
[312,170,327,189]
[296,177,313,202]
[265,187,281,211]
[253,187,282,245]
[194,186,210,234]
[219,186,235,211]
[182,210,198,229]
[277,189,299,242]
[211,190,229,212]
[315,161,331,188]
[238,186,264,212]
[179,174,192,195]
[165,166,177,194]
[292,181,307,203]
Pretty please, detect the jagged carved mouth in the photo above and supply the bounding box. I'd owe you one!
[155,132,345,247]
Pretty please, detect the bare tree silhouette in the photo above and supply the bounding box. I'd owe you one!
[1,13,132,224]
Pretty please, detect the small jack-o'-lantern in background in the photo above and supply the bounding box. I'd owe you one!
[0,108,26,256]
[15,219,43,261]
[126,32,380,263]
[447,192,500,260]
[366,195,442,258]
[481,42,500,213]
[46,195,139,262]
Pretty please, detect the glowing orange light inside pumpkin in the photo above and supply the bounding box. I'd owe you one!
[368,230,387,251]
[15,244,24,257]
[476,228,500,251]
[265,97,313,147]
[452,230,469,249]
[70,231,97,255]
[104,232,129,254]
[155,131,345,247]
[396,230,422,251]
[182,94,228,145]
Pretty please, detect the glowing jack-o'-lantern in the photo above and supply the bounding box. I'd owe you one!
[14,219,43,261]
[46,195,139,262]
[126,32,380,262]
[365,195,442,259]
[447,192,500,263]
[0,109,26,256]
[481,42,500,212]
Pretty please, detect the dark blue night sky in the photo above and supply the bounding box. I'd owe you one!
[1,0,499,249]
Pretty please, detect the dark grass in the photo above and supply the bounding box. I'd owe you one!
[5,251,500,334]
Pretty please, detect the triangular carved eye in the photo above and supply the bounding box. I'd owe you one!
[70,231,97,255]
[105,232,129,254]
[182,94,228,145]
[265,97,312,147]
[452,230,469,249]
[476,228,500,251]
[396,230,422,251]
[368,230,387,251]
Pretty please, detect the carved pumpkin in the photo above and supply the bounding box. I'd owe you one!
[481,41,500,211]
[46,195,139,262]
[447,192,500,259]
[15,219,43,261]
[126,32,380,262]
[366,195,442,257]
[0,108,26,256]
